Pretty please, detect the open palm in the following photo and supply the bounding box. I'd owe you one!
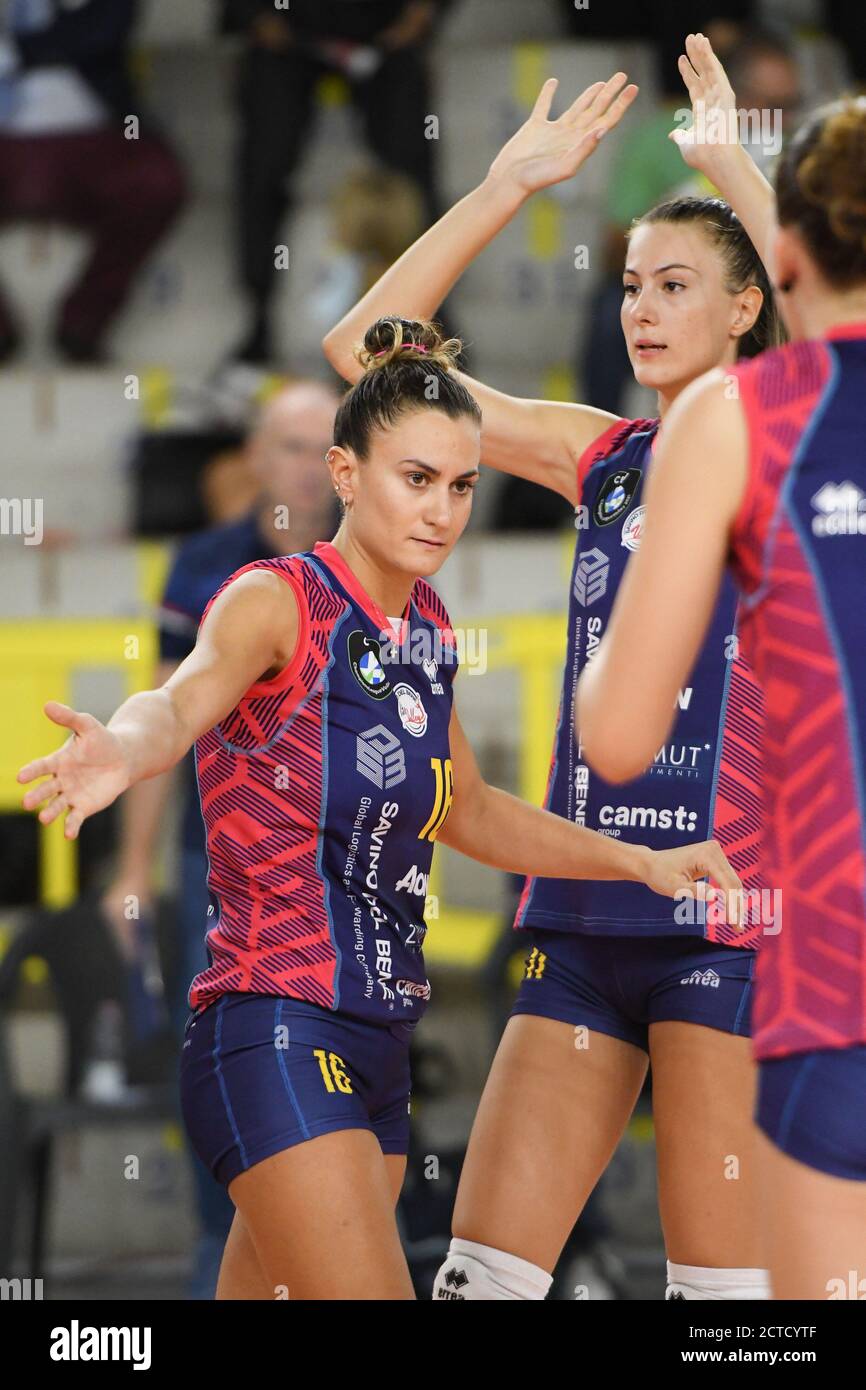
[670,31,739,169]
[17,701,132,840]
[487,72,639,195]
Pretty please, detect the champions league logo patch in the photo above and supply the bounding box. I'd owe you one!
[394,683,428,737]
[593,468,641,527]
[347,631,393,700]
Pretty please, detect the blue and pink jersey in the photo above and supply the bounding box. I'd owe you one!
[728,324,866,1060]
[514,416,768,948]
[187,540,457,1024]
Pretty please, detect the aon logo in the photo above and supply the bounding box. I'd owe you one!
[396,865,429,896]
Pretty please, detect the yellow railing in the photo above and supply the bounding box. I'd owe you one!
[0,618,159,905]
[0,540,171,905]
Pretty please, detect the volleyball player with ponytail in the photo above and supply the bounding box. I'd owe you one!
[325,36,783,1300]
[17,317,737,1300]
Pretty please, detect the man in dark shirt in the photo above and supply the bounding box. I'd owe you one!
[0,0,185,361]
[101,377,339,1297]
[222,0,454,362]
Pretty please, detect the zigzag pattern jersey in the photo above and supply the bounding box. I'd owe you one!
[728,325,866,1060]
[515,416,768,947]
[187,540,457,1024]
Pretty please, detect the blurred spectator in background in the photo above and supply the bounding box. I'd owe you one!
[221,0,454,364]
[558,0,865,89]
[307,167,426,336]
[823,1,866,86]
[0,0,186,362]
[577,19,801,416]
[100,378,339,1297]
[723,24,803,176]
[556,0,755,49]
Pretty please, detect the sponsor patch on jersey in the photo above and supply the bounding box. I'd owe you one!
[396,978,432,1001]
[356,725,406,789]
[394,682,428,737]
[573,546,609,606]
[593,468,641,526]
[347,630,393,699]
[621,505,645,551]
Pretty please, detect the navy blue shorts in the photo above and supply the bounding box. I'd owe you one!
[179,992,416,1188]
[756,1045,866,1181]
[510,928,755,1052]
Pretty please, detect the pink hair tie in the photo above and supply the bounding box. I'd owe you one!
[374,343,428,356]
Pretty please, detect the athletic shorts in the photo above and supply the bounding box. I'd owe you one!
[179,992,416,1187]
[755,1045,866,1181]
[510,927,755,1052]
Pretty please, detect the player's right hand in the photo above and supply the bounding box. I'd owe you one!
[17,701,133,841]
[487,73,638,196]
[642,838,745,929]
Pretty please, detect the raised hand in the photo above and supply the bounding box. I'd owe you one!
[642,838,745,928]
[487,72,639,196]
[669,31,739,172]
[17,701,133,841]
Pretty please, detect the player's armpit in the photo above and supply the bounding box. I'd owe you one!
[457,373,621,505]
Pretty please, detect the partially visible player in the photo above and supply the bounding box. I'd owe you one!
[17,316,738,1300]
[578,96,866,1299]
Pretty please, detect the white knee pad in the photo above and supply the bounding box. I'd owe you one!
[432,1238,553,1301]
[666,1261,770,1300]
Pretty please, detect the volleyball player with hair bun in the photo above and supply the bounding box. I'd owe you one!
[324,37,786,1301]
[17,315,737,1301]
[580,94,866,1299]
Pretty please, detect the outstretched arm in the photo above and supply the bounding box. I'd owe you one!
[670,31,777,271]
[438,699,742,912]
[576,368,749,783]
[99,657,180,953]
[323,74,639,503]
[17,571,299,840]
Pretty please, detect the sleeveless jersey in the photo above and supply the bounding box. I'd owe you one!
[729,324,866,1059]
[515,417,767,947]
[187,539,457,1024]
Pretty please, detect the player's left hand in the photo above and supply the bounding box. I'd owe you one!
[642,838,745,928]
[669,31,740,172]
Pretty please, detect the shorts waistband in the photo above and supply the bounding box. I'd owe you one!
[184,993,418,1040]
